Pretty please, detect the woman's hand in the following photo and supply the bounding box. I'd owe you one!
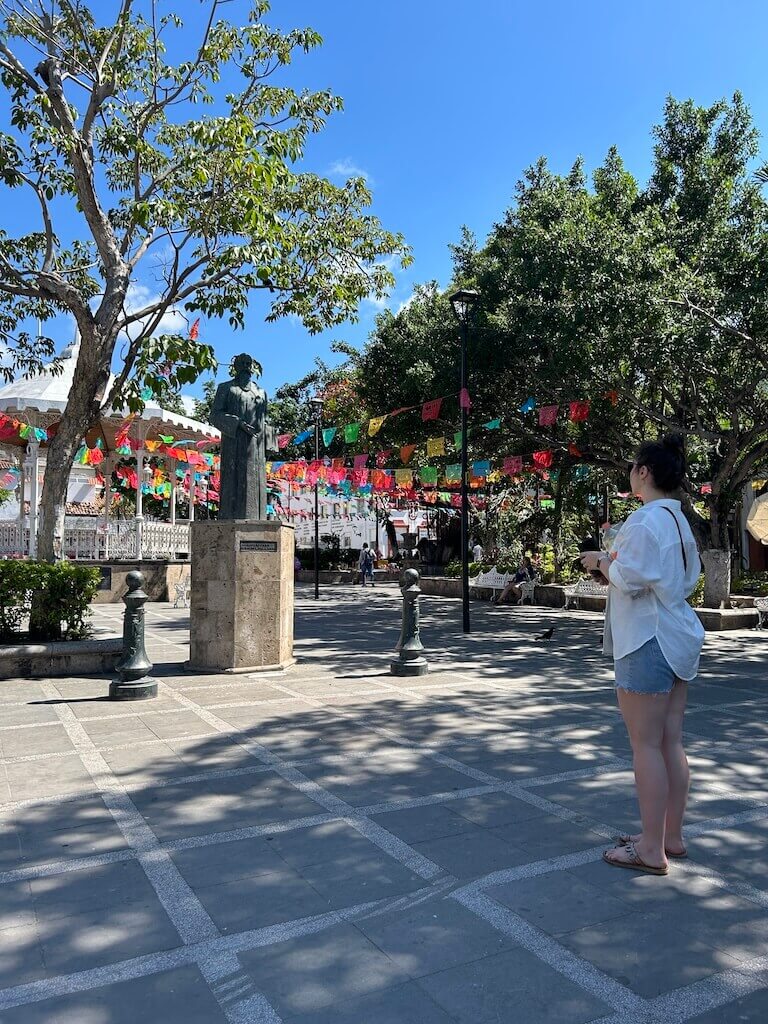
[580,551,601,571]
[580,551,611,582]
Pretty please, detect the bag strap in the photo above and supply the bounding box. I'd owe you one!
[663,507,687,573]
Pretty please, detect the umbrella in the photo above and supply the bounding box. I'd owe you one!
[746,493,768,545]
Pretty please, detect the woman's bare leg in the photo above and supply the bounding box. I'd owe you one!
[606,688,671,869]
[661,681,689,854]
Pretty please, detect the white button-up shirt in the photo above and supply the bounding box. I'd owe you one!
[604,499,705,680]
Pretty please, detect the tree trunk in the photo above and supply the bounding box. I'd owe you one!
[551,465,569,579]
[700,548,731,609]
[385,518,399,557]
[37,335,107,561]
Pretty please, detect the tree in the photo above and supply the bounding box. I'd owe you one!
[191,378,217,426]
[352,96,768,605]
[0,0,410,559]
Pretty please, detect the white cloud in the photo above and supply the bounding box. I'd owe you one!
[363,293,390,312]
[328,159,373,184]
[179,394,197,417]
[119,282,188,342]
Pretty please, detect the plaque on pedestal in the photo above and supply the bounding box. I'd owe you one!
[188,520,294,673]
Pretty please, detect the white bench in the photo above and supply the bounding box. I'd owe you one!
[469,568,513,599]
[563,576,608,609]
[173,576,191,609]
[518,576,541,605]
[755,596,768,628]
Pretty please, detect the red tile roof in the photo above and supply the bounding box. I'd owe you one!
[22,499,104,516]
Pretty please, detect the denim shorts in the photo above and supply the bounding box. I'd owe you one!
[614,637,678,695]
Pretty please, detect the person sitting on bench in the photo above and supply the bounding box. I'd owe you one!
[492,556,535,605]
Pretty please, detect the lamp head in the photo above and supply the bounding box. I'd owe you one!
[309,396,324,421]
[449,288,480,324]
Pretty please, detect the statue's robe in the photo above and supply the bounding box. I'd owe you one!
[210,379,276,520]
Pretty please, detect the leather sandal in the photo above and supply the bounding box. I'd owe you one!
[612,833,687,859]
[603,841,668,875]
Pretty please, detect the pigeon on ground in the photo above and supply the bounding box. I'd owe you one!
[533,627,554,641]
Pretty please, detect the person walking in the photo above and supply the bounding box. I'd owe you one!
[580,434,704,876]
[472,538,484,563]
[358,543,375,587]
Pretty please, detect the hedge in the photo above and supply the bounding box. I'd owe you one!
[0,561,102,642]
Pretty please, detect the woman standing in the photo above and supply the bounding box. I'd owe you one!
[580,435,704,875]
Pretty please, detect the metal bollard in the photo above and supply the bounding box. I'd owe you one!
[109,571,158,700]
[390,567,428,676]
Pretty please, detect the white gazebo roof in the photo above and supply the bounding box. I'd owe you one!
[0,339,86,413]
[0,337,219,450]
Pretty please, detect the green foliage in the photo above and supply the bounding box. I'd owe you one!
[0,562,101,641]
[731,572,768,596]
[688,574,706,608]
[345,92,768,605]
[192,379,218,425]
[0,1,410,557]
[295,546,360,570]
[444,560,462,578]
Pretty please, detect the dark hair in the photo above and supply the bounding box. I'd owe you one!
[634,433,686,492]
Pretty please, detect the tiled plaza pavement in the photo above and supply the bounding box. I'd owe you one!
[0,585,767,1023]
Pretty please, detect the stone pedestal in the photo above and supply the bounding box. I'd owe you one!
[189,520,294,673]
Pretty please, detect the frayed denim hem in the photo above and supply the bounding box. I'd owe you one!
[615,682,673,696]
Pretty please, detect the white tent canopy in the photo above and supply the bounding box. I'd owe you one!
[0,337,219,560]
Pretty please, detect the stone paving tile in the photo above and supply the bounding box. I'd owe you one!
[4,755,94,801]
[0,964,230,1023]
[353,894,518,977]
[0,598,764,1023]
[29,860,157,920]
[685,977,768,1023]
[0,923,47,987]
[181,682,297,704]
[297,761,472,807]
[67,697,182,719]
[163,735,260,771]
[0,704,60,728]
[448,791,550,828]
[557,910,743,998]
[237,922,410,1017]
[80,716,160,748]
[36,901,182,974]
[0,683,48,703]
[297,852,426,907]
[488,871,634,936]
[139,709,219,740]
[415,945,612,1024]
[263,820,394,870]
[193,866,330,933]
[170,833,291,887]
[101,743,193,784]
[283,979,456,1023]
[489,812,609,858]
[132,771,328,840]
[371,802,479,844]
[688,820,768,888]
[411,827,533,878]
[0,724,74,759]
[0,880,35,932]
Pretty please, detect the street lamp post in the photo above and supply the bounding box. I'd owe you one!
[449,288,480,634]
[310,396,324,600]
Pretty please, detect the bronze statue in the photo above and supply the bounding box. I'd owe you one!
[211,353,277,520]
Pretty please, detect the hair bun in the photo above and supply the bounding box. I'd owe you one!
[662,432,685,453]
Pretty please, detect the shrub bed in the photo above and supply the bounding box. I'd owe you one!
[0,562,102,642]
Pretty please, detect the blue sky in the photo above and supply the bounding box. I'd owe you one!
[6,0,768,404]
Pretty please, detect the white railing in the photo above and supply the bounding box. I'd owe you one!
[0,517,189,561]
[0,522,26,557]
[140,521,190,559]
